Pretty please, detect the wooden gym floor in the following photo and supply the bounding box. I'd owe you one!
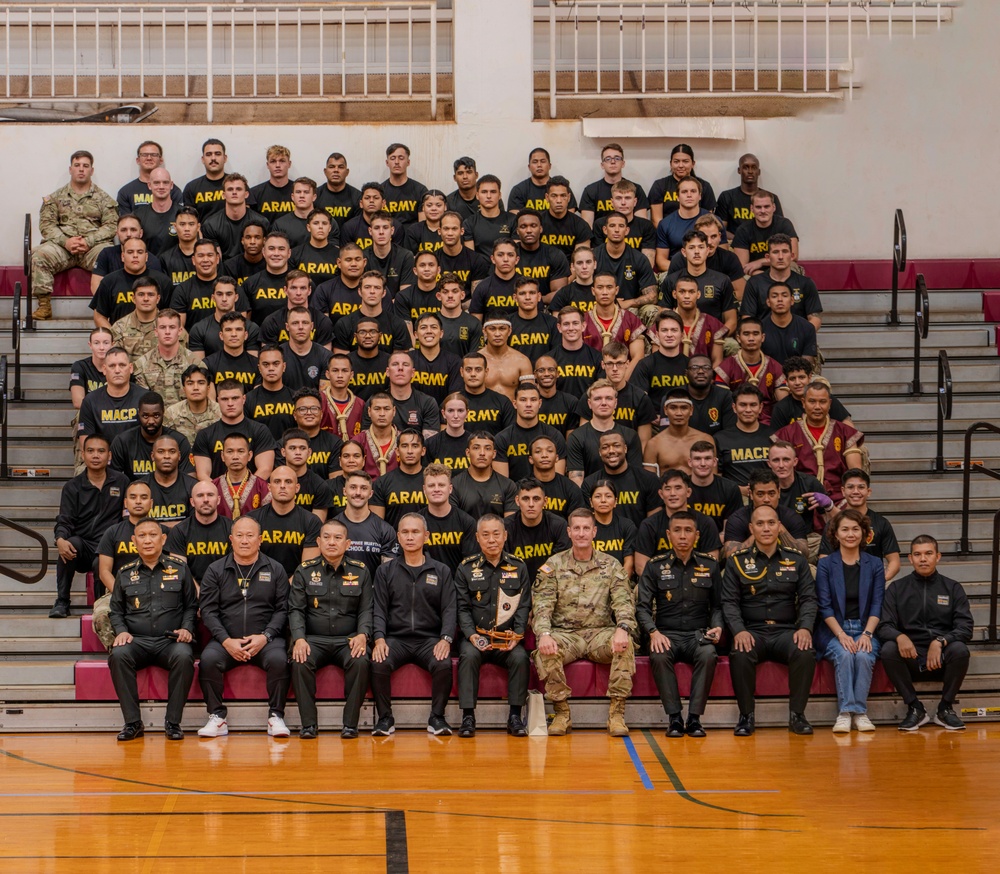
[0,726,997,872]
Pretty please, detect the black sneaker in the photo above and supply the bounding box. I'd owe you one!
[117,722,144,742]
[685,715,706,738]
[734,712,755,737]
[506,713,527,737]
[666,714,685,738]
[789,712,814,735]
[458,714,476,738]
[340,726,359,740]
[163,722,184,741]
[427,714,453,736]
[48,603,70,619]
[299,724,318,740]
[371,715,396,737]
[898,705,930,732]
[933,707,966,731]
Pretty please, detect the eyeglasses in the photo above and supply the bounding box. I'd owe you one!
[688,364,714,371]
[602,156,624,164]
[138,152,162,159]
[356,328,379,336]
[296,406,321,414]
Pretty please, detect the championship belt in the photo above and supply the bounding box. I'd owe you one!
[474,627,524,651]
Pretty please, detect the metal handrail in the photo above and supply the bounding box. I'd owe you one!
[958,422,1000,555]
[990,511,1000,643]
[22,213,33,332]
[11,282,22,402]
[933,350,953,473]
[0,514,49,585]
[0,355,7,479]
[910,273,929,396]
[889,208,906,326]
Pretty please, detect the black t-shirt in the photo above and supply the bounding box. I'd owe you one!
[819,507,900,561]
[96,245,163,280]
[634,508,723,557]
[313,276,362,326]
[690,476,745,532]
[593,244,657,302]
[725,503,810,544]
[316,183,362,230]
[139,472,195,524]
[244,384,297,440]
[715,425,775,487]
[361,389,440,434]
[462,388,516,437]
[437,246,491,292]
[394,285,442,326]
[294,429,344,480]
[326,476,349,516]
[514,244,570,299]
[580,178,650,220]
[494,422,567,482]
[334,511,399,579]
[440,314,483,360]
[715,187,784,234]
[689,385,737,436]
[204,348,259,388]
[117,178,184,215]
[648,174,717,216]
[551,343,604,399]
[548,281,596,315]
[538,390,581,437]
[581,465,661,529]
[260,307,334,348]
[743,271,824,322]
[78,384,148,443]
[539,211,592,257]
[575,382,656,434]
[171,276,252,327]
[364,245,415,300]
[595,515,638,568]
[592,215,656,252]
[248,503,322,577]
[410,349,462,406]
[165,514,234,582]
[450,470,518,518]
[90,269,172,323]
[660,268,738,323]
[192,417,278,479]
[332,308,411,354]
[371,467,428,529]
[109,425,192,480]
[293,469,333,515]
[133,203,181,256]
[69,357,106,396]
[182,175,227,220]
[504,512,571,583]
[468,273,518,320]
[463,211,516,258]
[98,519,143,576]
[668,247,744,284]
[280,342,333,392]
[537,474,587,520]
[771,394,852,431]
[402,221,443,256]
[291,241,341,285]
[425,430,471,471]
[629,351,689,413]
[778,471,828,533]
[242,268,291,325]
[248,180,294,217]
[566,423,643,479]
[220,253,266,285]
[348,350,390,400]
[509,179,579,214]
[271,213,312,250]
[189,316,261,357]
[201,209,271,260]
[508,312,557,363]
[760,315,818,364]
[383,178,428,226]
[446,190,481,222]
[340,213,406,251]
[421,505,478,569]
[732,216,799,259]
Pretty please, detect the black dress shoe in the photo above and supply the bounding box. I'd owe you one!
[458,714,476,738]
[48,603,69,619]
[506,713,527,737]
[117,722,144,742]
[685,715,706,738]
[733,713,755,737]
[666,714,685,738]
[340,726,359,739]
[164,722,184,741]
[789,712,814,735]
[299,724,318,740]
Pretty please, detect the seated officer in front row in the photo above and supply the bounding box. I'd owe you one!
[108,517,197,742]
[455,514,532,738]
[289,519,373,740]
[722,505,817,737]
[636,511,723,739]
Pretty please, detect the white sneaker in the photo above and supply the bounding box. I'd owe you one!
[267,715,290,737]
[198,714,229,737]
[853,713,876,732]
[832,713,852,733]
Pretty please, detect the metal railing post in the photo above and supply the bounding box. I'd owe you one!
[11,282,22,402]
[22,212,33,331]
[933,350,952,473]
[0,355,7,479]
[890,208,906,326]
[991,511,1000,642]
[958,422,1000,555]
[911,273,928,396]
[205,5,213,122]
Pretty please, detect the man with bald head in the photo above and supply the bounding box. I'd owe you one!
[138,435,194,527]
[134,167,183,255]
[165,479,233,588]
[248,466,322,581]
[197,516,292,737]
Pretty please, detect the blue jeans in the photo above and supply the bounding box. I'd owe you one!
[822,618,880,714]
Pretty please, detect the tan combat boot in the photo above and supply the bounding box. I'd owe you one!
[607,697,630,737]
[32,293,52,321]
[548,700,572,736]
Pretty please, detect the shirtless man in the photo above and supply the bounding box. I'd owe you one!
[480,318,532,401]
[642,390,714,476]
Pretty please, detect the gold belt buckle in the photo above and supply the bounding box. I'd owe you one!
[765,619,776,625]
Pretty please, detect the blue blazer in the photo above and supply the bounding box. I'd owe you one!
[814,551,886,652]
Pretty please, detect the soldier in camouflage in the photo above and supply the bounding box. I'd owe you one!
[110,279,163,361]
[31,150,118,320]
[532,507,636,736]
[163,364,220,445]
[133,309,201,406]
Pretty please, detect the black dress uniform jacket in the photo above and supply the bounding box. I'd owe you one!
[636,550,723,635]
[455,552,532,639]
[289,556,374,641]
[722,544,816,635]
[109,555,198,638]
[199,552,289,642]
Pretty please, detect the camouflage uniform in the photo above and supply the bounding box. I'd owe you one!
[32,182,118,304]
[532,549,636,702]
[163,399,221,445]
[132,346,200,406]
[110,310,191,363]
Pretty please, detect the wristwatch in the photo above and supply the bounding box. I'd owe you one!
[617,623,630,632]
[862,630,873,638]
[935,635,948,647]
[441,635,454,644]
[263,630,274,643]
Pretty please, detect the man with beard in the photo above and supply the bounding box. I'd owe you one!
[109,392,192,481]
[581,432,660,529]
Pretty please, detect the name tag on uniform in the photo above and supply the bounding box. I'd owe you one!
[937,595,949,606]
[109,487,121,497]
[501,572,518,580]
[259,572,271,582]
[425,574,438,586]
[161,575,178,581]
